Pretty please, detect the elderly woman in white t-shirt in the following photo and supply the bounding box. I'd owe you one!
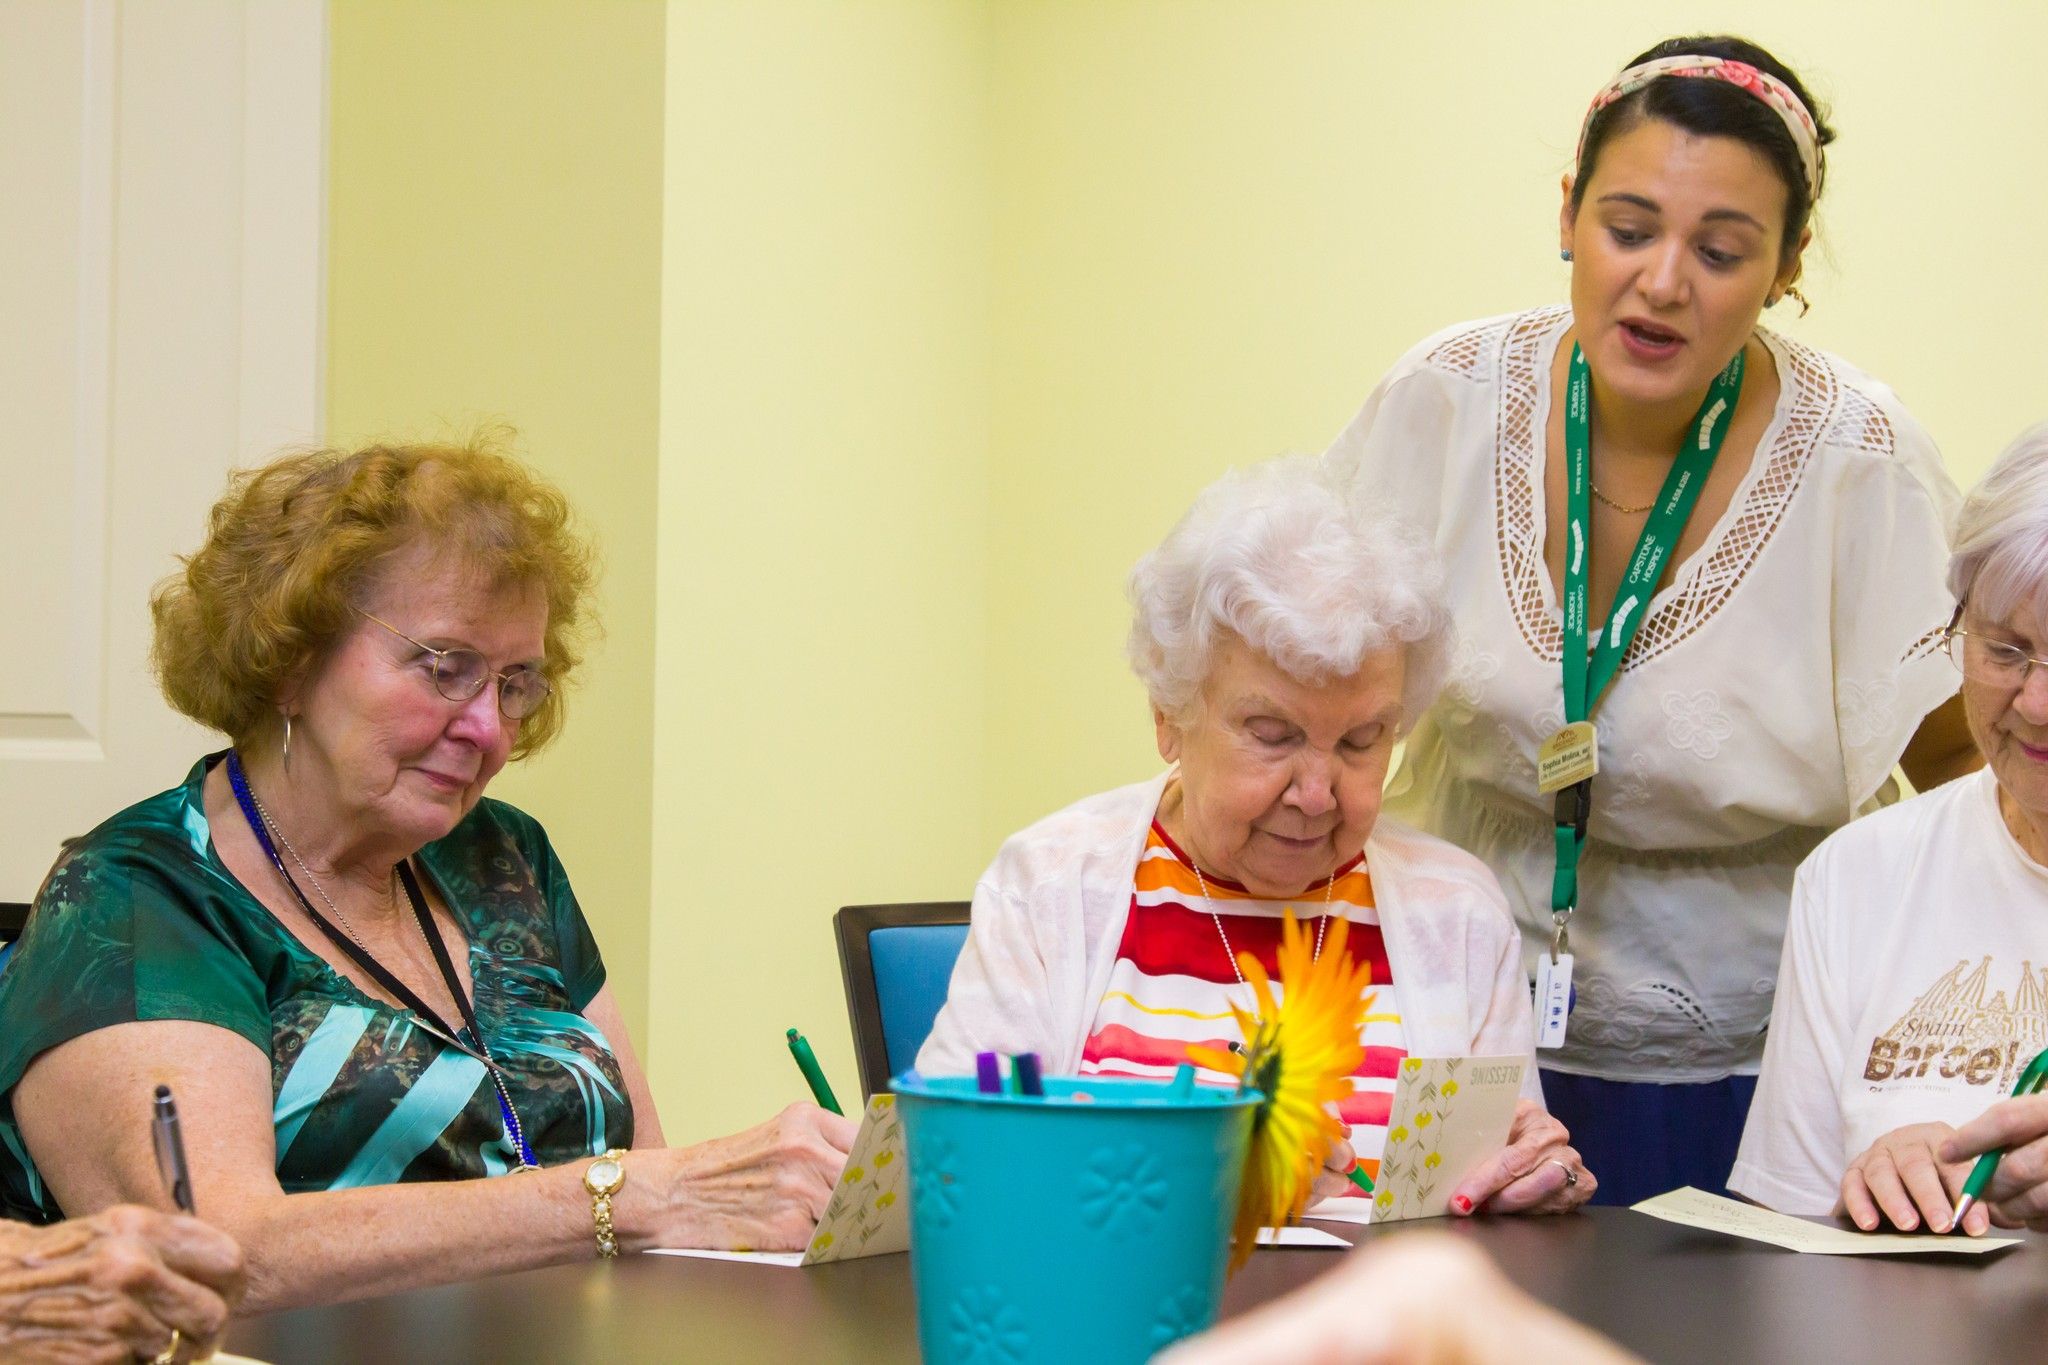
[920,454,1593,1219]
[1733,425,2048,1234]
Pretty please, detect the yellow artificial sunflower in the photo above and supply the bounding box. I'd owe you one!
[1187,909,1374,1273]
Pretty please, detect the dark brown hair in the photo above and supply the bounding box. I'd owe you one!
[1573,35,1834,260]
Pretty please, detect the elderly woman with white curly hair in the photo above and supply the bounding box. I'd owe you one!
[1732,424,2048,1236]
[919,454,1594,1219]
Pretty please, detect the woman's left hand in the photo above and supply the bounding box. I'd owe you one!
[1448,1099,1594,1215]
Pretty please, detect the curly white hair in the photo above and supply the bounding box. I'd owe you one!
[1126,453,1452,724]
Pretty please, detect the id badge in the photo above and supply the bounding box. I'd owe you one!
[1537,722,1599,795]
[1535,952,1574,1049]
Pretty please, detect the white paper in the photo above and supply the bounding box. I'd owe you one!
[646,1094,908,1268]
[1368,1055,1527,1223]
[1631,1186,2023,1256]
[647,1247,807,1266]
[1256,1226,1350,1248]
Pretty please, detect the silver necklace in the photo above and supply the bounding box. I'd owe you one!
[247,789,385,953]
[1187,857,1339,989]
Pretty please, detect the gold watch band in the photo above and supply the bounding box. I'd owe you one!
[586,1149,627,1259]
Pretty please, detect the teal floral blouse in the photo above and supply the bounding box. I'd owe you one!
[0,753,631,1221]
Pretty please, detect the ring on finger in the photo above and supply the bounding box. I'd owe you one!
[149,1327,182,1365]
[1546,1158,1579,1188]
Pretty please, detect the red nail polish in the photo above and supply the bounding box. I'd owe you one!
[1452,1195,1473,1214]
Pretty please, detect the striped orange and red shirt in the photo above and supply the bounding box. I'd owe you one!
[1078,823,1406,1205]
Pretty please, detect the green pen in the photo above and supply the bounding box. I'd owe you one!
[1950,1044,2048,1227]
[785,1028,843,1116]
[1347,1165,1374,1196]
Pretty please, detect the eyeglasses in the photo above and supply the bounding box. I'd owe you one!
[356,610,552,719]
[1943,616,2048,690]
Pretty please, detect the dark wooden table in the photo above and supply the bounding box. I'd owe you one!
[228,1209,2048,1363]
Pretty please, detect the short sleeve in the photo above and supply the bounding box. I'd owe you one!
[1728,854,1850,1214]
[0,838,272,1098]
[1320,348,1468,537]
[1826,397,1962,805]
[488,803,607,1011]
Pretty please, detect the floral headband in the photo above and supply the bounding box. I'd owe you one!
[1576,54,1822,191]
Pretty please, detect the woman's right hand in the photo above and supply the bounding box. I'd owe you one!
[0,1205,245,1363]
[632,1103,861,1252]
[1838,1121,1990,1236]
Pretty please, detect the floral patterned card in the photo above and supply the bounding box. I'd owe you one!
[646,1093,908,1267]
[1369,1055,1526,1224]
[798,1093,909,1264]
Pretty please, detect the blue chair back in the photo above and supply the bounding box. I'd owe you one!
[870,923,971,1077]
[835,902,971,1098]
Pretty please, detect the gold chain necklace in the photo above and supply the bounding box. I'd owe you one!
[1589,482,1655,515]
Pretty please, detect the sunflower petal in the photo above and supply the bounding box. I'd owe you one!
[1184,1043,1241,1077]
[1216,907,1382,1274]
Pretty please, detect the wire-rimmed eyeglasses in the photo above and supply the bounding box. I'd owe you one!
[1943,607,2048,690]
[357,610,552,719]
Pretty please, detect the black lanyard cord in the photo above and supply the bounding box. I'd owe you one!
[224,752,539,1168]
[224,752,494,1071]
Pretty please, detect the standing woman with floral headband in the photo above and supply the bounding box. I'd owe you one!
[1323,35,1980,1204]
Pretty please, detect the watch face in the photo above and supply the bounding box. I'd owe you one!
[588,1158,622,1192]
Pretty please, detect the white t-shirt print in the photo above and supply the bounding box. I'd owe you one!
[1731,770,2048,1215]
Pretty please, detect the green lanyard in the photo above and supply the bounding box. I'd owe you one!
[1550,342,1745,930]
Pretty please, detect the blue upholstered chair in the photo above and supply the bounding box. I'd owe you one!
[834,902,970,1099]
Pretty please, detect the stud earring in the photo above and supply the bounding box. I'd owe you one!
[1560,249,1573,262]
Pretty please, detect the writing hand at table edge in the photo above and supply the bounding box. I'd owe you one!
[1937,1093,2048,1232]
[616,1103,859,1255]
[0,1205,245,1365]
[1839,1121,1987,1236]
[1309,1133,1359,1204]
[1450,1099,1595,1216]
[1154,1232,1642,1365]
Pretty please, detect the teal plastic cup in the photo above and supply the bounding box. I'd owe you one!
[893,1073,1260,1364]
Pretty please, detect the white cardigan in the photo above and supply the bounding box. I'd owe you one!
[918,771,1544,1103]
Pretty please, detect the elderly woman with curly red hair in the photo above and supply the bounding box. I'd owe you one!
[0,438,853,1318]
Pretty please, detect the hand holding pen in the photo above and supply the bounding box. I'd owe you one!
[1837,1045,2048,1235]
[1942,1090,2048,1231]
[131,1085,245,1363]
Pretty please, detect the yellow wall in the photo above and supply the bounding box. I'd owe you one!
[652,1,994,1138]
[982,1,2048,848]
[327,0,666,1040]
[330,2,2046,1136]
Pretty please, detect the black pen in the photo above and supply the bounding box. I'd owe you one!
[151,1085,195,1214]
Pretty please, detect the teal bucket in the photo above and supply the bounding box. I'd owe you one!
[893,1073,1260,1364]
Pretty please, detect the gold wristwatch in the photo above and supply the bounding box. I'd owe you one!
[584,1148,627,1258]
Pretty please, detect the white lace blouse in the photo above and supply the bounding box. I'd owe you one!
[1323,307,1961,1083]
